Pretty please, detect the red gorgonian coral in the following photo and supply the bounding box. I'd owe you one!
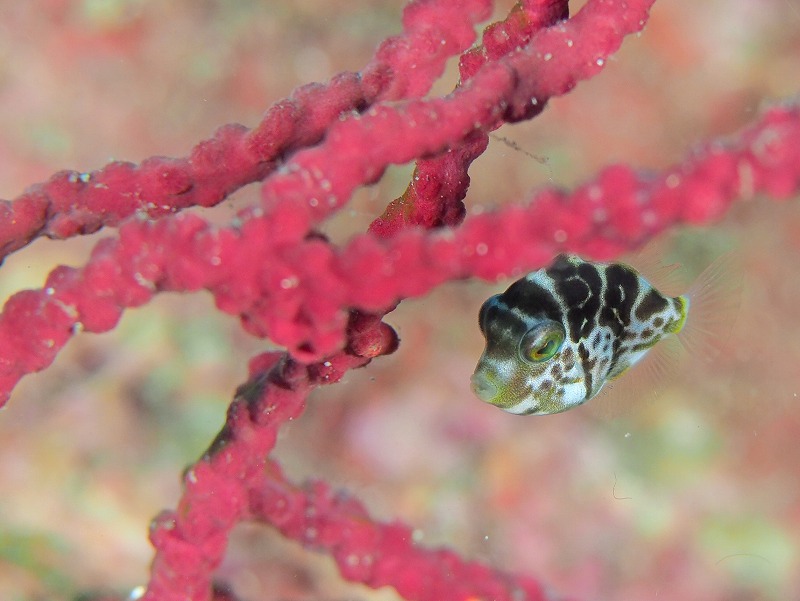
[1,1,799,600]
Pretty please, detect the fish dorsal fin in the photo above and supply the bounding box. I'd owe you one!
[623,235,686,297]
[676,252,743,362]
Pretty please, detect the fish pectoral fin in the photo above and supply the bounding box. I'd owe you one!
[587,336,684,418]
[608,366,630,380]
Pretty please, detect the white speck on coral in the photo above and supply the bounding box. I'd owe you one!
[280,276,299,289]
[134,272,154,289]
[554,229,567,243]
[665,174,681,188]
[476,243,488,256]
[596,58,605,66]
[543,52,553,61]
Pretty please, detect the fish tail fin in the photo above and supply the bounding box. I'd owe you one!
[589,250,741,420]
[675,253,743,362]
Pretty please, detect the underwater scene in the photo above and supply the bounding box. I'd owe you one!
[0,1,799,600]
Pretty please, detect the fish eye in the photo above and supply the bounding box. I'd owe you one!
[519,321,565,363]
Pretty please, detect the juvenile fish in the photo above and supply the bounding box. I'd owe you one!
[471,253,729,415]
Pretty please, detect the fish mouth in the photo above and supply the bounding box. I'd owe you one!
[470,371,498,403]
[470,369,520,410]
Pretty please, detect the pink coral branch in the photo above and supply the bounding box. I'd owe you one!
[2,103,798,407]
[145,341,561,601]
[143,353,309,601]
[249,461,562,601]
[0,0,492,262]
[259,0,656,235]
[369,0,570,236]
[142,334,392,601]
[0,0,664,406]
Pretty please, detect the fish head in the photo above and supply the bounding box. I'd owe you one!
[471,294,589,415]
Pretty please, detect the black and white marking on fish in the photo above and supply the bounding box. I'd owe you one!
[471,254,688,415]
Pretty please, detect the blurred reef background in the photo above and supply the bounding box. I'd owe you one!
[0,1,799,600]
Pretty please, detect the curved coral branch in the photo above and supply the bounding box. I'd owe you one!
[144,327,562,601]
[0,0,492,263]
[259,0,656,235]
[0,0,668,407]
[249,461,565,601]
[2,103,798,408]
[143,318,397,601]
[369,0,570,236]
[143,353,309,601]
